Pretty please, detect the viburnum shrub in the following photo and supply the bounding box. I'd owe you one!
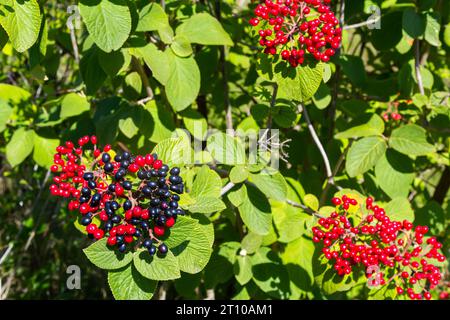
[250,0,341,67]
[313,195,445,300]
[49,135,184,256]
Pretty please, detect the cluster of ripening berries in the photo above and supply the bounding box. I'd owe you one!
[249,0,341,67]
[312,195,445,300]
[49,135,185,256]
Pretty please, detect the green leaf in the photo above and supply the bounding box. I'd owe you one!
[227,184,247,207]
[303,194,319,211]
[0,84,31,103]
[312,82,331,110]
[0,25,7,51]
[230,165,249,184]
[152,136,190,167]
[80,47,107,95]
[424,12,441,47]
[241,232,263,254]
[272,201,309,243]
[144,100,175,143]
[118,117,139,139]
[207,132,246,165]
[176,13,233,46]
[345,136,387,177]
[133,249,181,281]
[251,247,290,299]
[249,171,287,201]
[134,44,170,85]
[384,197,414,222]
[0,0,41,52]
[180,108,207,140]
[375,150,414,199]
[402,9,425,38]
[0,98,12,132]
[79,0,131,52]
[165,51,201,112]
[389,124,435,156]
[238,184,272,236]
[6,127,34,167]
[281,236,315,291]
[190,165,222,198]
[204,242,240,288]
[339,55,367,86]
[60,93,90,119]
[171,35,193,57]
[164,216,213,274]
[415,201,445,235]
[99,49,131,77]
[123,71,142,99]
[108,264,157,300]
[185,196,226,214]
[135,2,172,43]
[33,134,59,168]
[234,255,253,285]
[83,238,133,270]
[274,62,324,102]
[335,114,385,139]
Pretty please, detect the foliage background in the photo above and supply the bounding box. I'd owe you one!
[0,0,449,299]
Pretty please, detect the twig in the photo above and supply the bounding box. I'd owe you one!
[132,57,154,101]
[69,25,80,64]
[414,40,425,95]
[0,244,13,266]
[301,105,333,182]
[343,16,381,30]
[319,143,349,205]
[286,199,326,218]
[221,181,235,196]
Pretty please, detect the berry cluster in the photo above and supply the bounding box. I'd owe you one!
[49,135,185,256]
[249,0,341,67]
[312,195,446,300]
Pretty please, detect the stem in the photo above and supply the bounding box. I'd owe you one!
[221,181,235,196]
[267,83,278,129]
[414,40,425,95]
[301,105,334,182]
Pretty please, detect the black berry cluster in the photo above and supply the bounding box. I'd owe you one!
[49,135,185,256]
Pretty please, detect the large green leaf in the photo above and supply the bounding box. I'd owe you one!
[274,62,324,102]
[237,185,272,236]
[234,255,253,285]
[335,114,385,139]
[424,12,441,47]
[136,2,173,43]
[108,264,157,300]
[79,0,131,52]
[83,238,133,270]
[402,9,425,38]
[152,136,190,167]
[164,216,213,274]
[144,100,175,143]
[176,13,233,46]
[207,132,246,165]
[165,51,201,111]
[0,99,12,132]
[374,150,414,199]
[60,93,90,119]
[190,165,222,199]
[281,236,315,291]
[272,201,309,243]
[134,44,170,85]
[251,247,290,299]
[384,197,414,222]
[133,248,181,281]
[0,0,41,52]
[345,136,387,177]
[80,47,107,95]
[0,84,31,103]
[249,171,287,201]
[204,242,240,288]
[6,127,35,167]
[389,124,435,156]
[184,196,226,214]
[33,134,59,168]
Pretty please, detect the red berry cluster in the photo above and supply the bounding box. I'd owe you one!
[49,135,185,256]
[312,195,446,300]
[249,0,341,67]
